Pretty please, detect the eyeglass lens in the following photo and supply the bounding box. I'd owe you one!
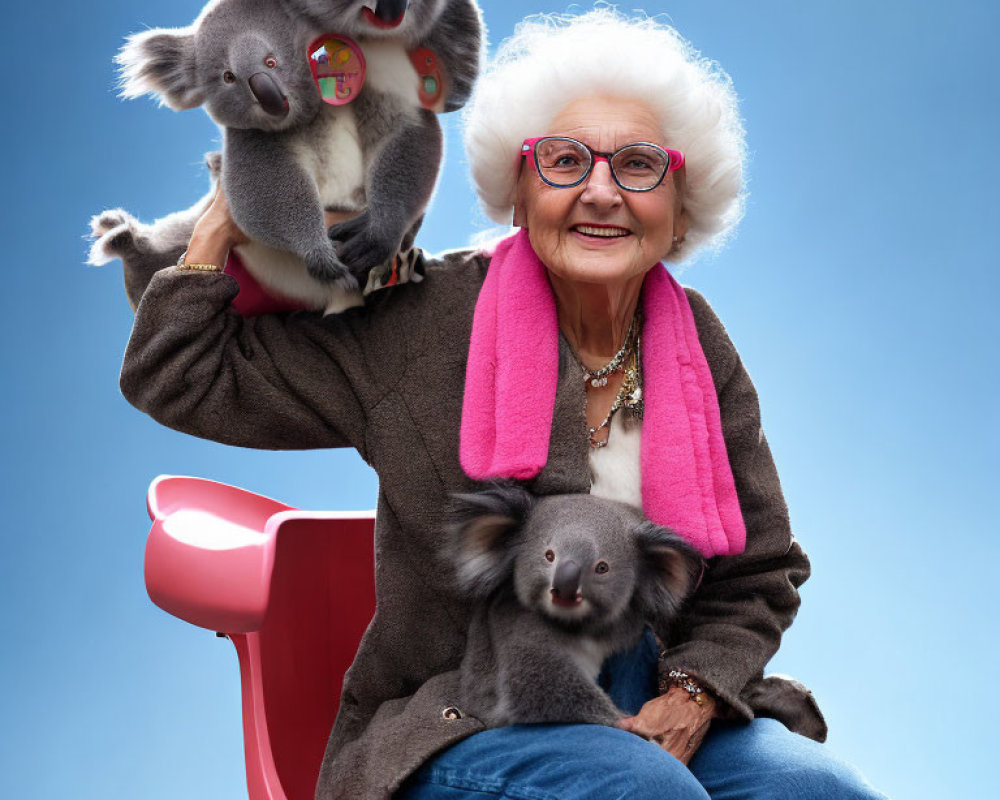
[534,138,669,190]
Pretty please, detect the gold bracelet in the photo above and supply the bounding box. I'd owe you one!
[178,262,223,272]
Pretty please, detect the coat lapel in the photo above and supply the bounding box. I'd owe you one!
[526,335,591,496]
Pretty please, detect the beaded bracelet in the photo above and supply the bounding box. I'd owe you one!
[661,669,710,706]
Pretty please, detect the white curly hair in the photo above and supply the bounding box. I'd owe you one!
[462,6,747,262]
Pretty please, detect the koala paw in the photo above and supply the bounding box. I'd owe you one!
[328,213,398,282]
[87,209,140,266]
[204,150,223,180]
[306,245,359,293]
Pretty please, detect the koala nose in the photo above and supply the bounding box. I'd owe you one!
[248,72,289,117]
[374,0,408,25]
[552,559,582,603]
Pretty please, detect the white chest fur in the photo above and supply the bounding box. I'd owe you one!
[360,39,422,108]
[287,108,366,212]
[567,637,615,682]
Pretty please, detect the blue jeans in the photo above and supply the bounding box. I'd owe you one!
[397,633,888,800]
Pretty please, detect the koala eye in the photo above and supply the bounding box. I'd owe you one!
[222,70,236,84]
[544,549,555,562]
[595,561,609,574]
[264,56,277,69]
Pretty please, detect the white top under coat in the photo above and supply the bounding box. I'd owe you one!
[588,412,643,509]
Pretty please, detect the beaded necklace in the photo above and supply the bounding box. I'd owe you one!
[580,314,644,449]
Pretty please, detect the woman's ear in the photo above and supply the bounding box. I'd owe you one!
[512,169,530,229]
[671,166,690,246]
[512,203,527,229]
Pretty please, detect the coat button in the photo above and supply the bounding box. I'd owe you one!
[441,706,463,721]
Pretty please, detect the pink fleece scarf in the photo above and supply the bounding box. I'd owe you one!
[459,229,746,558]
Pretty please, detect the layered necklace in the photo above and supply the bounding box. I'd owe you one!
[581,312,644,449]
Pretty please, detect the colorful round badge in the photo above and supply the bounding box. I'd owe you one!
[408,48,444,110]
[308,34,367,106]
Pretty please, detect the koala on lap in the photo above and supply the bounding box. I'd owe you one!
[448,486,703,729]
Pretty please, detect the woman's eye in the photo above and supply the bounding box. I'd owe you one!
[545,549,555,562]
[223,70,236,83]
[264,56,277,69]
[595,561,609,574]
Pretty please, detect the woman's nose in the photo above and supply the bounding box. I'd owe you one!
[580,159,623,206]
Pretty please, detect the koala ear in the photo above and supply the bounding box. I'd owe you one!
[635,522,703,623]
[117,28,204,111]
[447,484,534,597]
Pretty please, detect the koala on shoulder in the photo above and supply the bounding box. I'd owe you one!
[448,485,703,728]
[113,0,481,313]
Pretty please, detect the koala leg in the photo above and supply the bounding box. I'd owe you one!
[88,152,223,308]
[223,130,357,291]
[88,206,195,310]
[328,109,442,280]
[496,642,625,728]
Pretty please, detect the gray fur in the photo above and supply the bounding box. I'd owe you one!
[114,0,479,302]
[88,153,222,310]
[448,486,702,728]
[280,0,485,111]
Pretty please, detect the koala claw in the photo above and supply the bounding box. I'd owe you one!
[306,246,359,292]
[328,215,398,282]
[87,209,139,266]
[90,208,135,239]
[203,151,223,179]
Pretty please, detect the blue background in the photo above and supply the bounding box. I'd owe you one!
[2,1,996,797]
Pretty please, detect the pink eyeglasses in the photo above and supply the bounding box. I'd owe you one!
[521,136,685,192]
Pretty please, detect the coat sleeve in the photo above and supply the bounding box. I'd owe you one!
[658,289,812,721]
[119,267,377,455]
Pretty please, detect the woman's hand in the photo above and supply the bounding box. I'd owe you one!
[616,687,717,764]
[184,184,250,269]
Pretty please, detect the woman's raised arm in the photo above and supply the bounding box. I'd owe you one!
[119,188,375,455]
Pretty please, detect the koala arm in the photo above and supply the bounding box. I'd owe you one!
[417,0,484,112]
[493,618,624,728]
[656,289,812,722]
[224,129,354,288]
[119,267,373,453]
[329,109,442,275]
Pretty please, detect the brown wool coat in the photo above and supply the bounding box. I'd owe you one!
[120,249,828,800]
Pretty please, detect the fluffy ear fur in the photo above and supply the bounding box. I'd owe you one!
[635,522,703,625]
[117,28,203,111]
[448,484,534,598]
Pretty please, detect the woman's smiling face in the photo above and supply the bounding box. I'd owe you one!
[514,95,688,286]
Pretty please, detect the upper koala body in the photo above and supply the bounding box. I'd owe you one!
[449,487,702,728]
[280,0,484,111]
[113,0,482,313]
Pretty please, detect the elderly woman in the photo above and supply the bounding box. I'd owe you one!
[119,9,887,800]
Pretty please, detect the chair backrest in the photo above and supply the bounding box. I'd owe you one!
[248,513,376,800]
[145,476,376,800]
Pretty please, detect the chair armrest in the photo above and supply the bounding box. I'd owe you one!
[145,475,291,633]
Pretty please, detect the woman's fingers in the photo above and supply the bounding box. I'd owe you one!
[619,688,717,764]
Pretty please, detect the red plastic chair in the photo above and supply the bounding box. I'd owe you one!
[145,475,376,800]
